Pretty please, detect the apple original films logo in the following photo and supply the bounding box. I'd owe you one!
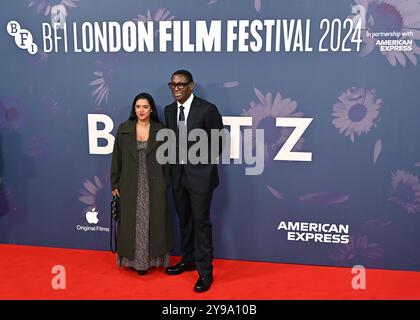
[76,208,109,232]
[86,207,99,224]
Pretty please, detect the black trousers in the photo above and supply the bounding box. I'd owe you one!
[172,172,214,279]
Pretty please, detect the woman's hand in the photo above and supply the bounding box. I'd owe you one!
[112,189,120,197]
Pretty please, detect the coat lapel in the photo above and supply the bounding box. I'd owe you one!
[121,120,161,158]
[146,121,159,156]
[119,120,137,161]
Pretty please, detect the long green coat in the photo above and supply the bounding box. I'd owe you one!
[110,120,173,260]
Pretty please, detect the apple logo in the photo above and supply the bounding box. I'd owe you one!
[85,208,99,224]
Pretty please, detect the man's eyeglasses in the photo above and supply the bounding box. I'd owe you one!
[168,82,191,90]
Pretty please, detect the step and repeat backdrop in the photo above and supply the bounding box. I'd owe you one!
[1,0,420,271]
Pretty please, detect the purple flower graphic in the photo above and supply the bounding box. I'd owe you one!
[365,219,391,226]
[89,55,119,107]
[0,186,28,223]
[389,169,420,214]
[299,192,349,205]
[373,139,382,164]
[255,0,262,12]
[28,51,48,66]
[208,0,262,12]
[222,81,240,88]
[350,0,420,66]
[332,87,382,142]
[267,185,283,200]
[8,203,29,224]
[330,235,383,265]
[134,8,175,36]
[28,0,78,16]
[0,96,26,130]
[41,95,60,114]
[241,88,304,161]
[78,174,111,221]
[28,134,52,160]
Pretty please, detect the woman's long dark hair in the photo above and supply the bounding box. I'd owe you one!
[128,92,161,123]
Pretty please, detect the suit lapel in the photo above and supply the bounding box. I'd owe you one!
[169,102,178,130]
[187,96,200,132]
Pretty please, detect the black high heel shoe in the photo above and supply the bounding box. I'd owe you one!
[137,269,148,275]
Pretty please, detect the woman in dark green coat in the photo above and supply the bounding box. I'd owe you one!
[110,92,173,275]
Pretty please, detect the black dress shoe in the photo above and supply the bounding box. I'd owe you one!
[137,269,148,275]
[194,276,213,293]
[165,261,196,275]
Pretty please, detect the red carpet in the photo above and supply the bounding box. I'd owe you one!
[0,244,419,300]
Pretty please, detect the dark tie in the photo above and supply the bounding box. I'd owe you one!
[177,106,187,164]
[178,105,185,123]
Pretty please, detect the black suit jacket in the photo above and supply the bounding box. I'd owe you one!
[164,95,224,193]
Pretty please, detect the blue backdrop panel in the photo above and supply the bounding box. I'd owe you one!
[1,0,420,271]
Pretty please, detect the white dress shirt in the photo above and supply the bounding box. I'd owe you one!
[177,93,194,125]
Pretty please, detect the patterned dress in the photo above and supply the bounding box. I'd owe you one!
[118,140,170,271]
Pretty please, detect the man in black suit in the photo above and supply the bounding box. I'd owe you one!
[164,70,224,293]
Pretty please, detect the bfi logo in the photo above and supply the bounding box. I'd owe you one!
[7,21,38,54]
